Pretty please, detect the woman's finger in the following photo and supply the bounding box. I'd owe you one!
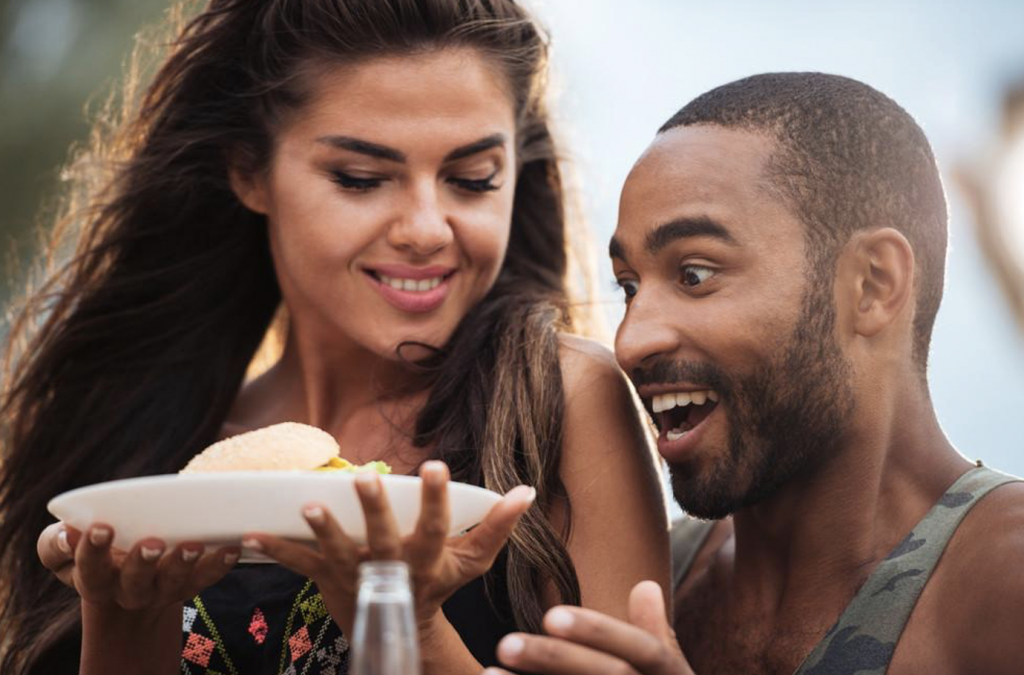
[405,461,450,574]
[302,503,359,571]
[37,522,75,575]
[117,538,164,609]
[245,534,323,577]
[458,486,535,573]
[185,547,240,597]
[74,524,117,602]
[155,544,203,600]
[355,473,403,560]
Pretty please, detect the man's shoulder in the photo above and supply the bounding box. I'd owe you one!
[920,476,1024,673]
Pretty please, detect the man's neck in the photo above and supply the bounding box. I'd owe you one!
[728,378,968,619]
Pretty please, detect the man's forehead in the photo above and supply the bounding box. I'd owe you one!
[613,125,790,259]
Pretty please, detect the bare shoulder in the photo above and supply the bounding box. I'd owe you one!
[922,479,1024,674]
[557,333,625,390]
[555,333,650,450]
[553,331,661,505]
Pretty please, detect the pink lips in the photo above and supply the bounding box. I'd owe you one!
[365,265,455,314]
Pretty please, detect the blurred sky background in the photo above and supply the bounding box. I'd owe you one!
[1,0,1022,475]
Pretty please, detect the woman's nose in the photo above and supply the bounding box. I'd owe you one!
[387,182,454,256]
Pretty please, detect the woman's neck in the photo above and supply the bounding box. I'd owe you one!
[225,324,434,472]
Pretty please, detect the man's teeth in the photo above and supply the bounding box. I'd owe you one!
[651,390,719,413]
[378,274,444,292]
[667,429,689,442]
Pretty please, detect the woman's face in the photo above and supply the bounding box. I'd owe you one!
[235,48,517,358]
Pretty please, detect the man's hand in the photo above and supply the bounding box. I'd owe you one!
[485,581,695,675]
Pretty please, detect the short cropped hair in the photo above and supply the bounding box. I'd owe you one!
[661,72,948,371]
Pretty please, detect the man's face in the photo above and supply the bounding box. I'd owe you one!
[612,125,854,519]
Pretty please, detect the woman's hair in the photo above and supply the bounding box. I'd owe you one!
[0,0,584,671]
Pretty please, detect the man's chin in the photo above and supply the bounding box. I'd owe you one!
[668,462,746,520]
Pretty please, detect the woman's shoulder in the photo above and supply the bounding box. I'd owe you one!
[555,333,649,452]
[556,333,625,393]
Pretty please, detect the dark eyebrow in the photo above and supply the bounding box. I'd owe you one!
[443,133,507,162]
[609,236,627,262]
[315,133,507,165]
[316,136,405,162]
[644,216,736,256]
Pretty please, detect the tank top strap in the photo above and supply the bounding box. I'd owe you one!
[670,517,716,590]
[794,464,1020,675]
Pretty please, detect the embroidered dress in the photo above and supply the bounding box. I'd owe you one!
[180,553,517,674]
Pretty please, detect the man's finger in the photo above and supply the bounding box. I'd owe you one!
[459,486,535,570]
[628,581,680,647]
[355,474,403,560]
[405,461,450,573]
[496,632,641,675]
[538,604,688,675]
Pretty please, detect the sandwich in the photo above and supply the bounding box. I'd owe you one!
[180,422,391,475]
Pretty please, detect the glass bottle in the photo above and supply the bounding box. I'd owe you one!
[349,561,421,675]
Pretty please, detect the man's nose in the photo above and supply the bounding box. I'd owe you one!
[387,181,454,256]
[614,291,680,375]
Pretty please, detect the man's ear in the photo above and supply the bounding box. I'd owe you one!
[228,164,270,215]
[842,228,915,338]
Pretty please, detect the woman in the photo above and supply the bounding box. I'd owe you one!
[0,1,669,673]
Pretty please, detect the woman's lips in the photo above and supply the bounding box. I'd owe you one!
[363,266,455,314]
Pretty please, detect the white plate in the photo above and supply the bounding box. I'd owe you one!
[48,473,502,562]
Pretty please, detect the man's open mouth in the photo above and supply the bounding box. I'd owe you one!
[649,390,720,441]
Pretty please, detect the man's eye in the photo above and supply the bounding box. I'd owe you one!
[616,279,639,302]
[681,265,714,288]
[330,171,381,192]
[448,170,500,193]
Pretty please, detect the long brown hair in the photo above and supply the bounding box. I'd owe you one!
[0,1,583,671]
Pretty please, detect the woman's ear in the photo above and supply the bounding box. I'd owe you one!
[842,228,916,338]
[228,164,270,215]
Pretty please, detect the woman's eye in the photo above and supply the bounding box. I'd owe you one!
[330,171,381,192]
[681,265,715,288]
[616,279,639,302]
[448,170,500,193]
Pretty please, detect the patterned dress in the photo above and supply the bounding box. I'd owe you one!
[180,553,517,675]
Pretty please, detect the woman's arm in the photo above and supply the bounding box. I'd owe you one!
[550,334,671,619]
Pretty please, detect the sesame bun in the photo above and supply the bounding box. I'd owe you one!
[180,422,339,473]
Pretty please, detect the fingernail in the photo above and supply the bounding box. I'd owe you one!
[242,538,263,552]
[357,473,379,496]
[498,634,524,659]
[508,485,537,504]
[546,607,574,632]
[182,547,201,563]
[89,527,111,547]
[223,551,240,566]
[57,528,72,555]
[303,505,325,524]
[140,544,163,562]
[423,461,447,483]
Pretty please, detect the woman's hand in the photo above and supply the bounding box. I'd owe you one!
[247,461,536,635]
[37,520,239,612]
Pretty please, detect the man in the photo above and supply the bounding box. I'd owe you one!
[486,73,1024,675]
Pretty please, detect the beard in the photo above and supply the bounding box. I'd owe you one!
[633,283,855,520]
